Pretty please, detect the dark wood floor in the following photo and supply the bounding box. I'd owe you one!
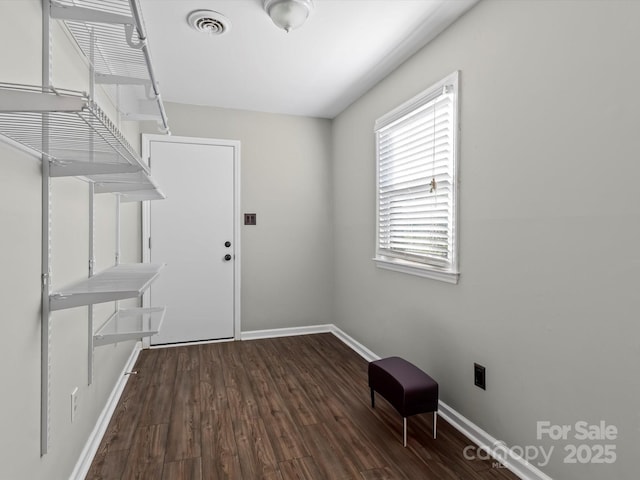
[86,333,519,480]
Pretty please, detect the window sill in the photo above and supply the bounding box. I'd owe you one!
[373,257,459,284]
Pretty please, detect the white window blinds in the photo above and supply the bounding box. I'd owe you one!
[375,71,459,281]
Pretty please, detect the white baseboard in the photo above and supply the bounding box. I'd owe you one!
[240,324,334,341]
[438,401,553,480]
[69,342,142,480]
[239,324,380,365]
[149,337,235,349]
[328,325,381,362]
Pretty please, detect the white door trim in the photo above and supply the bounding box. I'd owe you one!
[141,134,242,345]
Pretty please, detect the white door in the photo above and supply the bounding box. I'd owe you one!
[147,138,237,344]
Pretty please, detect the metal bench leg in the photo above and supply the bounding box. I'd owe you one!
[433,411,437,439]
[370,388,375,408]
[403,417,407,447]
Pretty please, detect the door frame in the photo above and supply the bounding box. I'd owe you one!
[141,134,241,345]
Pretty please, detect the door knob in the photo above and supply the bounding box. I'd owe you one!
[225,241,231,248]
[224,254,232,261]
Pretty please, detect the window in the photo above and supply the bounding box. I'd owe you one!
[374,71,459,284]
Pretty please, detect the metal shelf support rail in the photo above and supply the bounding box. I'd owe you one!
[41,0,52,455]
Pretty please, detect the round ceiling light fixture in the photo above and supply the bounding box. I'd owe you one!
[263,0,314,33]
[187,10,231,36]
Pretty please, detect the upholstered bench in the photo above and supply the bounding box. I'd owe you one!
[368,356,439,447]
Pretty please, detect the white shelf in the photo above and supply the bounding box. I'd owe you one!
[0,86,87,112]
[51,0,170,132]
[0,83,165,200]
[90,171,165,200]
[118,188,166,202]
[49,263,164,311]
[93,307,166,346]
[0,83,138,164]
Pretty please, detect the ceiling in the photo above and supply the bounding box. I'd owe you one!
[139,0,479,119]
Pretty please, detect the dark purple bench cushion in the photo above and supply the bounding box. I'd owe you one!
[368,356,438,417]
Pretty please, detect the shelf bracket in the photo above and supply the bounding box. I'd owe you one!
[95,73,151,86]
[121,112,162,123]
[94,182,156,194]
[120,98,163,123]
[0,89,87,113]
[119,189,166,202]
[50,160,143,177]
[50,1,134,25]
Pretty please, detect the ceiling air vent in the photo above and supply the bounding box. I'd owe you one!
[187,10,231,35]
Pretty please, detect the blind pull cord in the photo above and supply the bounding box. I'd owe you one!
[430,100,437,196]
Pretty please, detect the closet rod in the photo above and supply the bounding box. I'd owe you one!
[129,0,169,133]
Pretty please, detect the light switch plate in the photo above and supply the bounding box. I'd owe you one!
[244,213,257,225]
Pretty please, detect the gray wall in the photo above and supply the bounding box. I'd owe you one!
[0,2,143,478]
[331,1,639,479]
[153,103,334,332]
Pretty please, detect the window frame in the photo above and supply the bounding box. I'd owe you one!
[373,71,460,284]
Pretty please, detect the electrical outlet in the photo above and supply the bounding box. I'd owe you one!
[474,363,486,390]
[71,387,79,423]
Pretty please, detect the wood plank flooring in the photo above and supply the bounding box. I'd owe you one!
[86,334,519,480]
